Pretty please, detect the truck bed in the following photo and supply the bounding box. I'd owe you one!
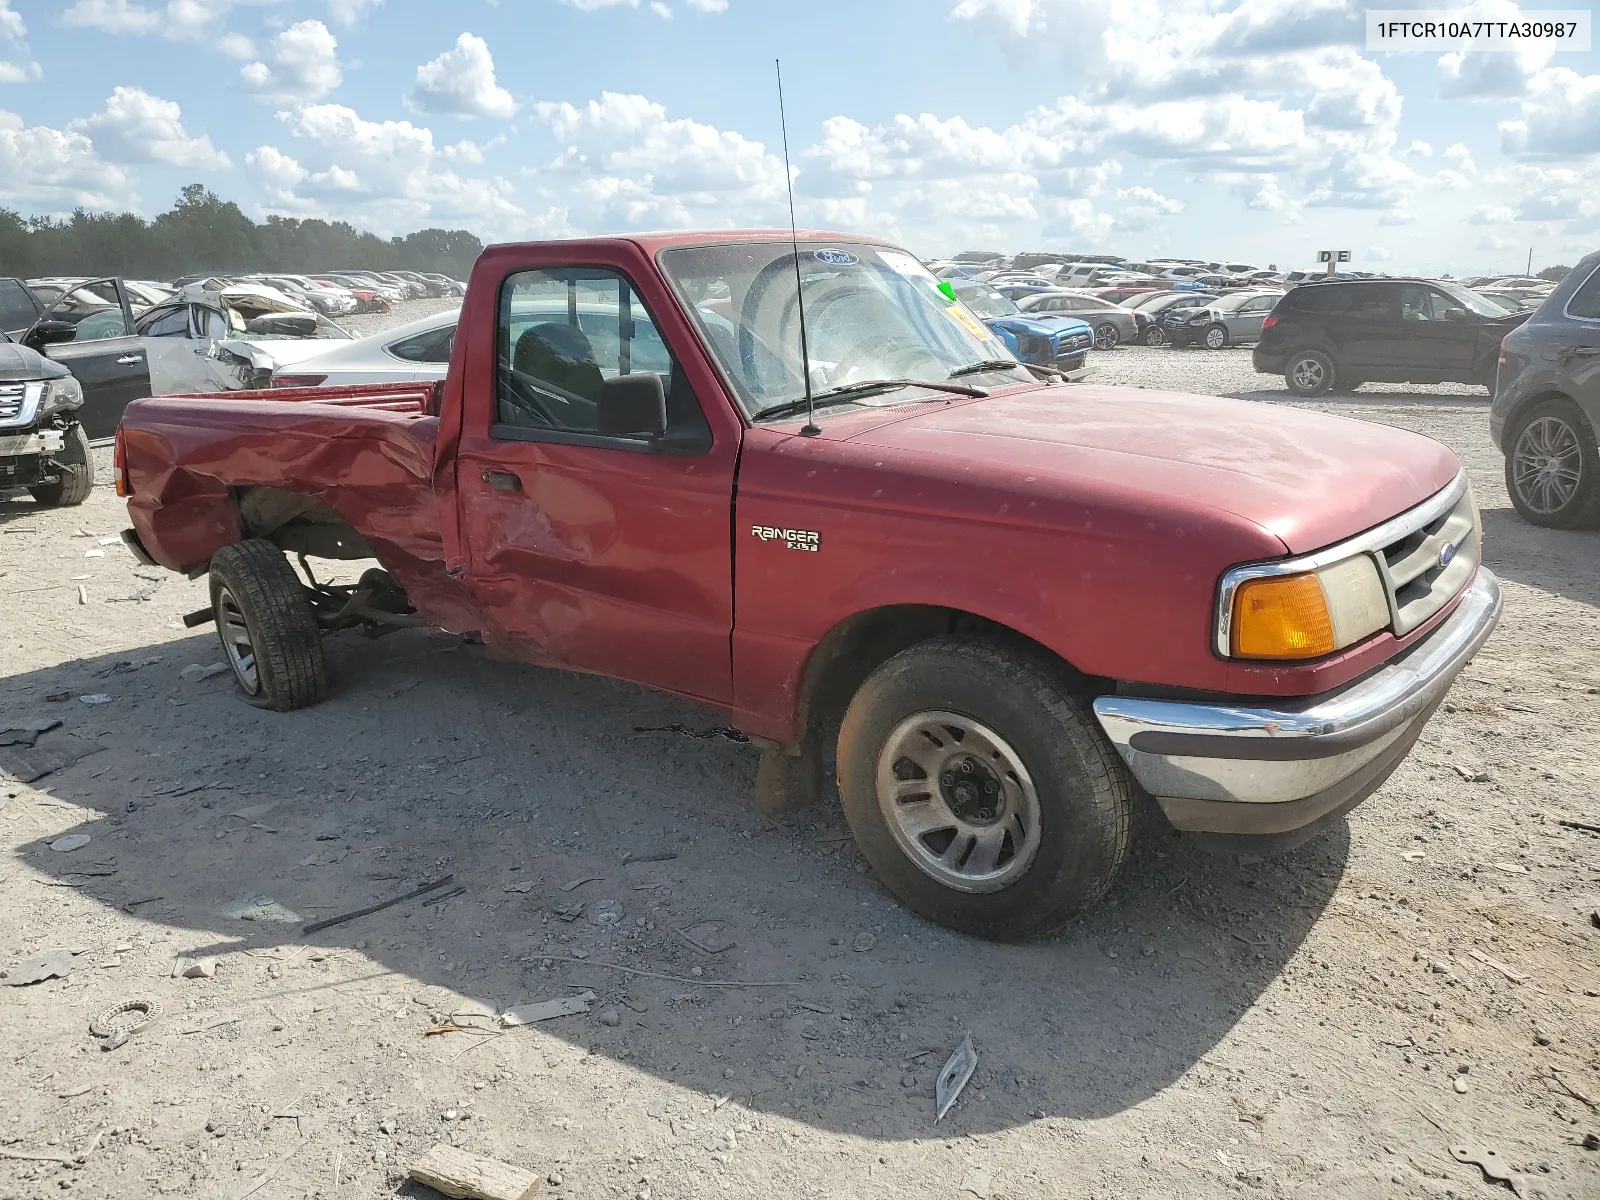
[121,381,482,633]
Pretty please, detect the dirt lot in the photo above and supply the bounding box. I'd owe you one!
[1,338,1597,1200]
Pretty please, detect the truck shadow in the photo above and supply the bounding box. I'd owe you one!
[2,631,1348,1136]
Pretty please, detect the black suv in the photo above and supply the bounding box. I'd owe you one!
[1490,250,1600,529]
[1254,278,1528,397]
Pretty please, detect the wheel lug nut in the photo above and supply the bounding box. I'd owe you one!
[942,773,955,786]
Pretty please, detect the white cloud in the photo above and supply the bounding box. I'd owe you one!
[408,33,516,119]
[70,86,231,169]
[242,20,341,104]
[61,0,257,48]
[1476,233,1512,251]
[0,108,131,210]
[327,0,381,25]
[557,0,675,12]
[685,0,729,9]
[1442,143,1475,172]
[1402,139,1432,158]
[216,32,253,58]
[1500,67,1600,158]
[1365,245,1391,261]
[0,0,39,82]
[1467,204,1515,224]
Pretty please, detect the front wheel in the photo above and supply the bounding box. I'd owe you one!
[1202,324,1229,350]
[836,638,1133,941]
[1093,322,1120,350]
[1505,398,1600,529]
[1285,349,1335,396]
[28,424,93,507]
[1142,326,1166,347]
[208,539,329,711]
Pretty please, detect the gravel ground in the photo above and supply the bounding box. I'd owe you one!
[0,334,1597,1200]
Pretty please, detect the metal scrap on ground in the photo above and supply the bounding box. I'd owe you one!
[935,1034,979,1121]
[499,991,597,1027]
[300,874,454,935]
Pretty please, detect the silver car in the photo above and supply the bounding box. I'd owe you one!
[1015,290,1140,349]
[1165,289,1284,349]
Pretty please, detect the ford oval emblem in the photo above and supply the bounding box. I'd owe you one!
[813,249,859,266]
[1438,541,1457,568]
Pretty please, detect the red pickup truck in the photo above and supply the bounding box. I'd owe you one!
[117,231,1502,941]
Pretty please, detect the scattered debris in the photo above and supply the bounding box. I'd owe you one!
[77,585,88,605]
[301,874,454,935]
[560,876,602,892]
[228,802,279,821]
[408,1143,543,1200]
[422,886,467,907]
[633,723,749,743]
[1452,765,1490,783]
[176,957,218,979]
[621,850,677,865]
[78,694,112,705]
[1467,948,1528,983]
[44,691,72,703]
[1401,850,1425,863]
[1450,1143,1528,1196]
[0,732,105,783]
[960,1168,994,1198]
[503,882,535,894]
[0,947,74,986]
[1557,818,1600,835]
[500,991,597,1027]
[598,1007,622,1027]
[89,998,160,1050]
[1491,861,1528,875]
[221,894,302,924]
[553,902,585,922]
[180,662,230,682]
[0,719,62,748]
[852,932,877,953]
[935,1034,978,1122]
[49,833,91,852]
[676,922,735,955]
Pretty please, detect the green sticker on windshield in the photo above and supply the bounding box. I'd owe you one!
[938,280,957,302]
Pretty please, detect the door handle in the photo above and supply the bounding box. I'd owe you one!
[116,354,143,365]
[481,469,522,493]
[1565,345,1600,357]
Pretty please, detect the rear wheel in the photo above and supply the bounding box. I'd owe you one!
[1505,398,1600,529]
[208,539,329,711]
[1202,323,1229,350]
[1092,322,1120,350]
[836,638,1133,941]
[28,424,93,507]
[1142,326,1166,347]
[1285,350,1335,397]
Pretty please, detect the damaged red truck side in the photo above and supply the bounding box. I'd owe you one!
[118,232,1501,940]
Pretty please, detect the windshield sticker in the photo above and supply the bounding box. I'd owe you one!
[876,250,938,282]
[812,249,859,266]
[945,304,990,342]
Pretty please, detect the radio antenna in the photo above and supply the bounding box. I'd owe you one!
[776,58,819,437]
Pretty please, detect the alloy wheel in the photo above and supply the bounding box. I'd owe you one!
[215,583,261,695]
[1512,414,1583,515]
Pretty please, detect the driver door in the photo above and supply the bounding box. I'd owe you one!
[455,259,739,705]
[35,279,151,438]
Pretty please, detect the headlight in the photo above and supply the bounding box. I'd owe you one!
[37,375,83,417]
[1228,555,1388,660]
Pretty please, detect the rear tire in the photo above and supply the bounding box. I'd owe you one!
[1092,322,1120,350]
[1202,323,1228,350]
[1504,397,1600,530]
[28,424,93,507]
[836,638,1133,941]
[208,539,329,711]
[1285,350,1335,397]
[1142,326,1166,347]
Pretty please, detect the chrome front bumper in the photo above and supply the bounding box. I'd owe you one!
[1092,568,1502,839]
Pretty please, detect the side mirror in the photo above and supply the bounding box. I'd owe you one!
[597,371,667,440]
[1442,307,1467,322]
[25,319,78,348]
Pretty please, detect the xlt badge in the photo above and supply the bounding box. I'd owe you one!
[751,525,820,553]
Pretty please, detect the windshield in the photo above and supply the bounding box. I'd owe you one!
[659,241,1026,419]
[1436,281,1515,318]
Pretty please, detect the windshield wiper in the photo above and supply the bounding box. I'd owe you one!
[948,359,1024,378]
[754,377,988,422]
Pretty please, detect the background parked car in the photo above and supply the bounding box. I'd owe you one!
[1123,291,1220,345]
[1158,289,1284,349]
[269,306,462,388]
[1255,278,1531,397]
[1015,290,1138,349]
[1490,249,1600,529]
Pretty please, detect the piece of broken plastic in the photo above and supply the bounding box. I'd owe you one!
[935,1033,978,1121]
[50,833,91,852]
[220,893,301,923]
[500,991,597,1027]
[1,947,74,987]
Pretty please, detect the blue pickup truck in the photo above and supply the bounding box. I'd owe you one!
[950,279,1093,373]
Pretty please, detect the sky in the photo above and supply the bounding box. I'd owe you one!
[1,0,1597,276]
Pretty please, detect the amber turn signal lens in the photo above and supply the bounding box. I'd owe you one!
[1232,573,1336,660]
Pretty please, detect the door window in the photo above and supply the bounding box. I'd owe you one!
[496,267,676,438]
[389,325,456,362]
[1397,285,1454,322]
[1566,265,1600,320]
[139,306,192,338]
[198,306,231,340]
[70,310,134,341]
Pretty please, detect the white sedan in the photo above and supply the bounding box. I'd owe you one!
[268,307,460,388]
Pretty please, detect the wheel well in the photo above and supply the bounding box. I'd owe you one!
[235,485,375,560]
[1501,388,1584,447]
[792,605,1094,749]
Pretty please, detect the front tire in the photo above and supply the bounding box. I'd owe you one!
[1505,398,1600,529]
[1093,322,1120,350]
[1202,323,1229,350]
[836,638,1133,941]
[1142,326,1166,347]
[208,539,329,711]
[1285,349,1335,396]
[28,424,93,507]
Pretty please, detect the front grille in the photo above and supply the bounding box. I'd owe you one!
[0,383,24,423]
[1057,332,1092,353]
[1377,483,1479,635]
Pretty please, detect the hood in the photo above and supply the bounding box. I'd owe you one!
[846,384,1459,554]
[1023,313,1094,336]
[0,340,68,383]
[984,314,1086,339]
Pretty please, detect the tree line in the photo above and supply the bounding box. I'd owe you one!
[0,184,485,283]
